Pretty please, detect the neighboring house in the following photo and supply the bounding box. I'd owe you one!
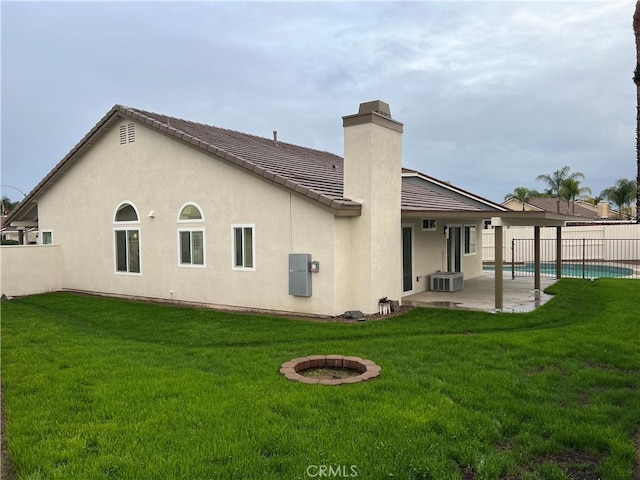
[1,215,37,244]
[503,197,631,223]
[4,101,512,316]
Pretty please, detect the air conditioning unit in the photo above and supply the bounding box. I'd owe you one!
[430,272,464,292]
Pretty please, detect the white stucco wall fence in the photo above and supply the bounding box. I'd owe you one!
[0,245,62,297]
[482,225,640,263]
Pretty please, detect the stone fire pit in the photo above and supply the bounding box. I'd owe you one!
[279,355,381,385]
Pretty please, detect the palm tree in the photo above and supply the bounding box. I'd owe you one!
[504,187,540,210]
[587,193,606,205]
[602,178,637,218]
[634,1,640,222]
[536,166,586,212]
[559,178,591,214]
[1,196,19,215]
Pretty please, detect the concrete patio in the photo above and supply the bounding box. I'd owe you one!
[402,273,558,313]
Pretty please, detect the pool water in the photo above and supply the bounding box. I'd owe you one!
[484,262,633,278]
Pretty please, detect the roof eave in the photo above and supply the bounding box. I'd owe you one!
[331,201,362,217]
[402,210,491,218]
[490,211,575,227]
[401,209,575,227]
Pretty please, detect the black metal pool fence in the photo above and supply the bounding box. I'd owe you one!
[494,238,640,280]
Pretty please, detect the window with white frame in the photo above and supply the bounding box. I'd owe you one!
[114,202,141,274]
[232,225,254,270]
[115,202,138,222]
[41,230,53,245]
[178,203,203,222]
[177,203,205,267]
[464,224,477,255]
[178,230,205,266]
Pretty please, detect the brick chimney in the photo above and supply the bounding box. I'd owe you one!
[341,100,403,313]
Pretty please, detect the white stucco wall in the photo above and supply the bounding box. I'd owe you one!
[0,245,61,297]
[35,120,344,316]
[402,217,484,294]
[343,120,403,312]
[333,217,353,314]
[461,221,483,279]
[482,224,640,263]
[403,218,446,293]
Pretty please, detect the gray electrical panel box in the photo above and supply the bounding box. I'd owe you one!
[289,253,312,297]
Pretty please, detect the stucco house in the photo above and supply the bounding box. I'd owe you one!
[503,197,632,223]
[4,100,516,316]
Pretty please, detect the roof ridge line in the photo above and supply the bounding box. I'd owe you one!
[119,105,342,159]
[116,106,358,214]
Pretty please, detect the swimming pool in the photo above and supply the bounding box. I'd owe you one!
[483,262,634,278]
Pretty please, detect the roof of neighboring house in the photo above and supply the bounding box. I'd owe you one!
[527,197,597,217]
[504,196,630,219]
[6,105,505,225]
[501,197,639,226]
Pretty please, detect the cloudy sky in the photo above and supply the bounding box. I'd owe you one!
[1,1,636,204]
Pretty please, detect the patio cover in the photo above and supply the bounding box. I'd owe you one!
[401,210,575,310]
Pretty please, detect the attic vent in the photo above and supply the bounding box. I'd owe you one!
[119,123,135,145]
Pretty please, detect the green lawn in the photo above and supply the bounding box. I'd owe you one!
[2,279,639,479]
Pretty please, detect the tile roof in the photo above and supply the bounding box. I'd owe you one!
[401,180,484,212]
[121,106,358,214]
[7,105,502,224]
[527,197,598,217]
[402,167,505,212]
[125,107,495,214]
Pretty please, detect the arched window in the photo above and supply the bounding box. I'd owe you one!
[178,203,204,222]
[177,203,205,267]
[114,202,141,274]
[114,202,139,222]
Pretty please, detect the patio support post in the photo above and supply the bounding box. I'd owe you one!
[494,225,503,310]
[534,226,541,292]
[555,226,562,279]
[18,229,24,245]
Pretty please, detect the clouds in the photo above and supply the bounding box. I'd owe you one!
[398,2,634,196]
[1,1,635,203]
